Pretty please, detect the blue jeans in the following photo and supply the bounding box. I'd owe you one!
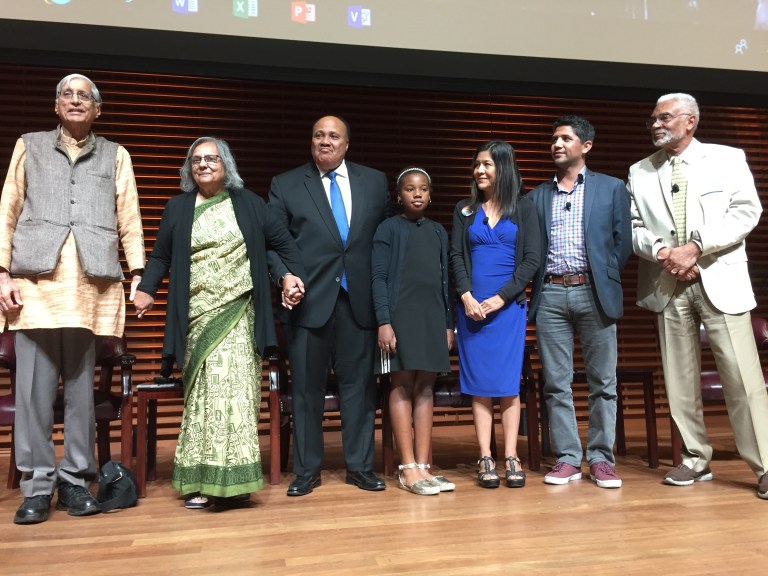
[536,282,618,466]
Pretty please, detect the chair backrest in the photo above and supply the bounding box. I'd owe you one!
[700,316,768,351]
[95,336,128,393]
[752,316,768,350]
[0,330,16,373]
[0,331,16,426]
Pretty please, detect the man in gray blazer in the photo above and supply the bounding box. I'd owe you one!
[268,116,390,496]
[0,74,145,524]
[529,115,632,489]
[629,93,768,498]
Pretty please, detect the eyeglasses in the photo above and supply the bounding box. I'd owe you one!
[58,90,94,103]
[189,155,221,166]
[646,113,692,129]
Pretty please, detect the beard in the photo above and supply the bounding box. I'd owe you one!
[652,129,682,148]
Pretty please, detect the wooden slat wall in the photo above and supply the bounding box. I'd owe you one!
[0,64,766,446]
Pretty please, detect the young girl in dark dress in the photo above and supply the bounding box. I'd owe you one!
[371,168,454,495]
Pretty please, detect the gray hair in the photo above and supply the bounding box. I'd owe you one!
[56,73,102,104]
[657,93,700,128]
[179,137,245,193]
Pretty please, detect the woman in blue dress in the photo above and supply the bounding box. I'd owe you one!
[450,140,541,489]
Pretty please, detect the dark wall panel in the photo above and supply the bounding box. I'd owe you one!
[0,63,766,446]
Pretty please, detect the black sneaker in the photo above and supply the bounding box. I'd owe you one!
[13,495,52,525]
[56,482,101,516]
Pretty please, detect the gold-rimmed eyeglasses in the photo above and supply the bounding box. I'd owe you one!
[189,155,221,166]
[646,113,692,129]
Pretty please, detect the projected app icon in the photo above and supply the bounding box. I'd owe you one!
[291,2,316,24]
[172,0,199,14]
[234,0,258,18]
[347,6,371,28]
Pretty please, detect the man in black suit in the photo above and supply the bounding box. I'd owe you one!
[268,116,391,496]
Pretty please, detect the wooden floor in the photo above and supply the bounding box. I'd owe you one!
[1,417,767,575]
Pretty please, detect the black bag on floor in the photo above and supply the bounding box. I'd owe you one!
[96,460,138,512]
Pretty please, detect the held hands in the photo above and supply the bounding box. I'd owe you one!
[378,324,396,354]
[281,274,306,310]
[0,271,22,313]
[133,290,154,319]
[129,274,142,302]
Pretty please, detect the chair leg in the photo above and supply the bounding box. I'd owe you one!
[380,380,394,476]
[671,418,683,467]
[526,388,541,471]
[641,371,659,468]
[147,400,159,481]
[120,397,134,469]
[615,382,627,456]
[280,416,291,472]
[538,373,552,457]
[135,391,149,498]
[96,421,111,468]
[268,391,282,485]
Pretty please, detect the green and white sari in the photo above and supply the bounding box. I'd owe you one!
[171,191,264,497]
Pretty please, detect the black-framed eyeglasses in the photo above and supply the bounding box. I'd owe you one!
[645,113,692,129]
[189,154,221,166]
[58,90,94,103]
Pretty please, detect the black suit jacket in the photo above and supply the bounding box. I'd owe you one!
[267,160,390,329]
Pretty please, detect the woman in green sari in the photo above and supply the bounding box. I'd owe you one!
[134,137,305,509]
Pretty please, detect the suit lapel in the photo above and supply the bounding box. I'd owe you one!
[683,141,706,198]
[542,185,554,247]
[347,162,365,246]
[651,150,675,215]
[304,164,345,248]
[583,170,595,231]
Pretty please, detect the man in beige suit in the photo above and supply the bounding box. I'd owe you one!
[628,92,768,499]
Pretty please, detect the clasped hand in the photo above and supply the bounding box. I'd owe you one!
[461,292,505,321]
[281,274,306,310]
[657,243,701,281]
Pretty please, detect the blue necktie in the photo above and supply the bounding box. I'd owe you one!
[328,171,348,290]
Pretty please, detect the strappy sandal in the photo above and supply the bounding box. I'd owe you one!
[477,456,500,489]
[505,456,526,488]
[416,463,455,492]
[184,493,210,509]
[396,463,439,495]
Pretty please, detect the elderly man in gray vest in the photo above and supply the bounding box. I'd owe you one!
[0,74,145,525]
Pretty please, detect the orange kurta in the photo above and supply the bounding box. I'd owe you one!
[0,132,144,337]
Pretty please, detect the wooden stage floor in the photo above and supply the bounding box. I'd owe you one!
[1,416,766,575]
